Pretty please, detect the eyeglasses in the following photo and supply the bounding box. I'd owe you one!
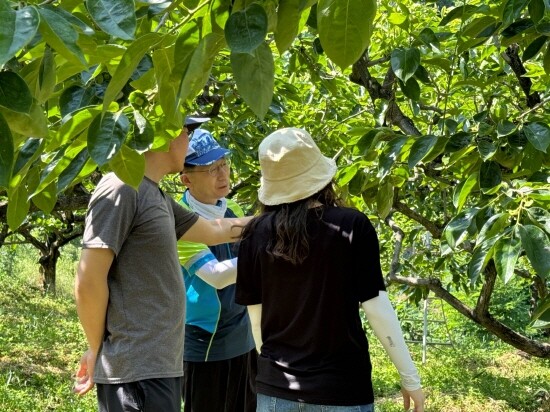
[183,159,231,177]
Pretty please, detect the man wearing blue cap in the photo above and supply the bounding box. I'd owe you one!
[178,129,256,412]
[74,117,252,412]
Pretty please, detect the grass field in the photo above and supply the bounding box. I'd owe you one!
[1,244,549,411]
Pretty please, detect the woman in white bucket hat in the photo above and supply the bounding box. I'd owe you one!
[235,127,425,412]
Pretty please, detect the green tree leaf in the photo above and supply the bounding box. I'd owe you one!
[522,122,550,152]
[0,101,48,137]
[408,134,438,169]
[31,180,57,214]
[38,7,87,67]
[128,110,154,153]
[172,21,200,82]
[502,0,530,27]
[544,42,550,75]
[56,147,89,193]
[526,207,550,234]
[529,0,546,23]
[476,212,510,247]
[177,32,225,107]
[85,0,136,40]
[225,3,268,54]
[468,235,500,283]
[494,235,521,283]
[518,224,550,279]
[36,46,56,104]
[0,5,39,66]
[275,0,304,54]
[88,112,129,166]
[523,35,548,61]
[13,138,43,176]
[0,71,33,113]
[479,161,502,192]
[317,0,376,68]
[452,172,478,213]
[60,85,99,118]
[399,77,420,100]
[376,178,393,219]
[391,47,421,83]
[7,179,29,230]
[0,112,14,188]
[152,47,179,126]
[444,207,480,250]
[530,294,550,326]
[378,135,409,179]
[439,5,478,26]
[109,144,145,189]
[231,43,274,119]
[103,33,163,110]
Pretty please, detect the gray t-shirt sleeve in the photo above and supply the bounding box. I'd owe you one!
[82,174,138,255]
[168,195,199,239]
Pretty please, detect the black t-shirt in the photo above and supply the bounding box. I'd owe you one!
[236,206,386,405]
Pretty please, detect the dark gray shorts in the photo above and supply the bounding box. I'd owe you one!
[97,377,182,412]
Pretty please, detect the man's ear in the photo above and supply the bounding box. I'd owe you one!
[180,173,192,187]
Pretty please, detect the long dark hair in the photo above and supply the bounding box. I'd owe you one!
[242,183,343,265]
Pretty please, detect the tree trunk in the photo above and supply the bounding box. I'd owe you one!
[39,247,60,295]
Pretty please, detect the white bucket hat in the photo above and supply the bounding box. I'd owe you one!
[258,127,337,206]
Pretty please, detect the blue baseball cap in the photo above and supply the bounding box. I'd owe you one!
[185,129,230,166]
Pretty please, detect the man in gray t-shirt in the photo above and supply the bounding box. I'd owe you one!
[73,117,250,412]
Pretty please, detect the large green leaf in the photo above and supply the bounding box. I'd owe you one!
[0,112,13,188]
[60,85,99,118]
[378,135,409,179]
[476,212,510,247]
[109,144,145,189]
[391,47,421,83]
[12,138,43,176]
[153,48,180,127]
[399,77,420,100]
[544,42,550,75]
[172,21,200,82]
[452,172,478,212]
[518,224,550,279]
[85,0,136,40]
[502,0,530,26]
[128,110,154,153]
[0,71,33,113]
[494,235,521,283]
[523,35,548,61]
[31,180,57,214]
[0,101,48,138]
[178,32,225,105]
[275,0,305,53]
[439,5,478,26]
[530,294,550,327]
[526,207,550,234]
[444,207,480,250]
[51,107,101,151]
[468,235,500,283]
[522,122,550,152]
[38,7,87,67]
[529,0,546,23]
[57,147,89,193]
[376,178,393,219]
[0,5,39,66]
[231,42,274,119]
[36,46,56,104]
[317,0,376,68]
[225,3,268,53]
[88,112,130,166]
[479,161,502,193]
[7,179,29,230]
[408,134,438,169]
[103,33,163,110]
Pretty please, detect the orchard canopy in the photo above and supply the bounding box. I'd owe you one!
[0,0,549,356]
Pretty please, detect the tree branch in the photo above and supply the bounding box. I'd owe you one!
[501,44,541,109]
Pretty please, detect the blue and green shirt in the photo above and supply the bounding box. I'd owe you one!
[177,195,254,362]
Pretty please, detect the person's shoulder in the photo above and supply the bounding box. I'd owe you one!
[93,173,140,200]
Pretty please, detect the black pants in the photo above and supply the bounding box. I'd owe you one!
[97,377,182,412]
[183,349,257,412]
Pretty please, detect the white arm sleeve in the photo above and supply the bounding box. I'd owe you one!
[247,304,263,354]
[361,291,421,391]
[195,257,237,289]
